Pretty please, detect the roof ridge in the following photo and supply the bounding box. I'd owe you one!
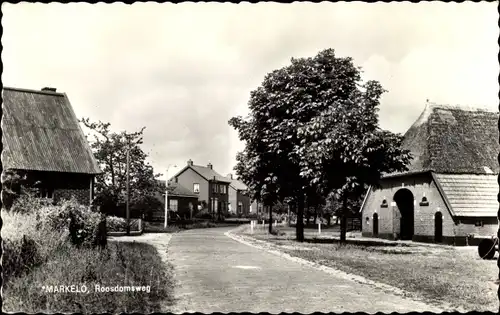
[3,86,64,96]
[427,102,497,113]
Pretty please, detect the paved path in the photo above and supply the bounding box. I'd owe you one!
[167,227,444,314]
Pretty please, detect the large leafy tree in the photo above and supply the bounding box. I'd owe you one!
[294,49,412,242]
[80,119,166,219]
[231,48,411,242]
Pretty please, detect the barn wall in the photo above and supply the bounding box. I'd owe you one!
[455,217,498,238]
[361,173,457,242]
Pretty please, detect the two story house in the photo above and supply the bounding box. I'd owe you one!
[172,159,230,219]
[226,174,251,216]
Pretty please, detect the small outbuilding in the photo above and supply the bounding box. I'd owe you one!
[2,86,101,206]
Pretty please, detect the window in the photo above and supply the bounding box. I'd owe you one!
[238,202,243,214]
[169,199,178,212]
[193,183,200,193]
[212,184,217,193]
[220,185,226,194]
[38,188,54,199]
[214,198,218,211]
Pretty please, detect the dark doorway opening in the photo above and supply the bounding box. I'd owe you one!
[373,213,379,236]
[393,188,415,241]
[434,211,443,243]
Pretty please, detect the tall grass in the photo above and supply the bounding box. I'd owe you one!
[2,196,174,313]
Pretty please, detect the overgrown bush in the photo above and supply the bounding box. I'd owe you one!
[9,192,45,214]
[194,208,213,220]
[106,215,127,232]
[35,198,102,247]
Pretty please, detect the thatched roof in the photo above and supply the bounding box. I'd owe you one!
[2,87,101,174]
[400,102,499,175]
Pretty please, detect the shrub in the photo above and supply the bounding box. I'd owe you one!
[35,198,102,247]
[106,216,127,232]
[9,192,45,214]
[194,208,213,220]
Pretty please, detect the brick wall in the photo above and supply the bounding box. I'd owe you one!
[26,171,94,206]
[362,173,456,240]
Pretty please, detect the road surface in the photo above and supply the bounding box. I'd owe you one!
[165,227,443,313]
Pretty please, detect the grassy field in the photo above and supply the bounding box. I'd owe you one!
[2,240,174,313]
[238,225,497,312]
[2,200,175,314]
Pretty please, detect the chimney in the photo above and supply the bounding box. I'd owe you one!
[187,159,193,166]
[228,173,233,180]
[175,177,178,183]
[207,162,213,169]
[41,87,57,92]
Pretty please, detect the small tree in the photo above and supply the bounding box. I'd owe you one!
[80,119,164,219]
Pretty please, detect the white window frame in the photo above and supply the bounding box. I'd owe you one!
[193,183,200,193]
[169,199,179,212]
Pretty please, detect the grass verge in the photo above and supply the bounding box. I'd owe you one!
[2,240,175,313]
[237,225,497,312]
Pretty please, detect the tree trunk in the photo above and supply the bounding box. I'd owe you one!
[327,215,331,226]
[340,193,348,244]
[314,206,318,224]
[268,204,273,234]
[296,195,305,242]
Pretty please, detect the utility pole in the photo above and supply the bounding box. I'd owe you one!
[164,164,177,229]
[126,143,130,235]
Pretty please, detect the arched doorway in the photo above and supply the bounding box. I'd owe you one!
[393,188,414,240]
[434,211,443,243]
[373,213,379,236]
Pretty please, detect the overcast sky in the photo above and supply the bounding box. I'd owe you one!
[2,2,498,179]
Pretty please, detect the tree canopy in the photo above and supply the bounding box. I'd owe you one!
[80,118,165,218]
[229,48,411,242]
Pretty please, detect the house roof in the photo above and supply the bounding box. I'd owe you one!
[158,179,198,198]
[2,87,101,174]
[226,176,248,191]
[173,163,231,183]
[400,102,499,175]
[433,173,498,217]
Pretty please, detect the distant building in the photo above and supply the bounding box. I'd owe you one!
[171,160,231,219]
[2,86,101,206]
[152,179,198,221]
[360,103,499,245]
[226,173,251,216]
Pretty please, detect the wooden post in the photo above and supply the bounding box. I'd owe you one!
[164,182,169,228]
[126,145,130,235]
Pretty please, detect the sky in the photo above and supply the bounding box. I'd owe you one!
[2,2,498,180]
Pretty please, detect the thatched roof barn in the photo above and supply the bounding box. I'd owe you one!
[360,102,499,245]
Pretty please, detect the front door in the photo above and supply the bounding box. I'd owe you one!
[434,212,443,243]
[373,213,379,236]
